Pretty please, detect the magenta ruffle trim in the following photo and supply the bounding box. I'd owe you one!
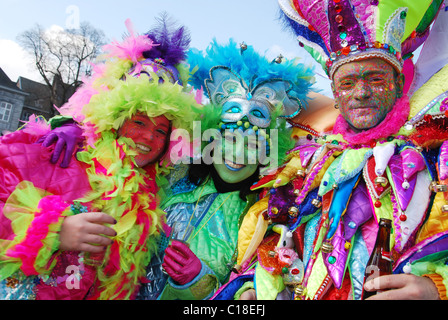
[6,195,69,276]
[332,96,410,145]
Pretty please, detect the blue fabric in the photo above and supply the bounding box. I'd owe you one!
[212,274,254,300]
[327,172,361,239]
[289,187,321,230]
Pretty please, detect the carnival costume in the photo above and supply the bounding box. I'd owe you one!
[136,39,314,300]
[0,19,202,300]
[214,0,448,300]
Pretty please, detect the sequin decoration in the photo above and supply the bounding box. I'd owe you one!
[0,272,38,300]
[328,0,366,55]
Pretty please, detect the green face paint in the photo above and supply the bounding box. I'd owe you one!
[333,58,402,131]
[212,130,259,184]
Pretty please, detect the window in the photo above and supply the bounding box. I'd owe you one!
[20,111,33,122]
[0,102,12,122]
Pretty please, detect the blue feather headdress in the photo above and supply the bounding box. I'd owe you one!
[187,38,315,118]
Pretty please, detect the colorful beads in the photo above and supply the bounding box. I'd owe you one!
[70,201,88,214]
[341,46,350,54]
[335,15,344,24]
[288,206,299,218]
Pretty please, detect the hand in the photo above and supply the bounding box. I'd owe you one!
[38,123,83,168]
[239,289,257,300]
[162,240,202,285]
[59,212,117,253]
[364,274,440,300]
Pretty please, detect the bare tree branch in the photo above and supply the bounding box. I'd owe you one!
[17,22,107,115]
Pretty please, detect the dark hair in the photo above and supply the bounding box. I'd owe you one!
[187,161,260,200]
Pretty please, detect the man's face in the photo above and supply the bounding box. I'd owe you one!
[332,58,403,131]
[117,113,170,167]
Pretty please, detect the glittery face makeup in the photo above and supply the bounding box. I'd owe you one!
[333,58,403,131]
[118,113,170,167]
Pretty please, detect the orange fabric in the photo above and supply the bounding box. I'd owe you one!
[423,273,447,300]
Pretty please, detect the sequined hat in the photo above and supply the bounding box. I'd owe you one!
[279,0,444,78]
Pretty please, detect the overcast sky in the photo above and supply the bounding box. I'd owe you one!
[0,1,334,95]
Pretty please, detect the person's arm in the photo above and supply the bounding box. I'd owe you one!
[363,273,442,300]
[0,182,116,280]
[0,184,72,278]
[159,240,219,300]
[37,116,84,168]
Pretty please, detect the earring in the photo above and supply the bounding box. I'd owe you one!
[334,102,339,109]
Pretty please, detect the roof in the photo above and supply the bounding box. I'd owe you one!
[0,67,26,94]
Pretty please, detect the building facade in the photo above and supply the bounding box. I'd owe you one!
[0,67,73,135]
[0,68,27,135]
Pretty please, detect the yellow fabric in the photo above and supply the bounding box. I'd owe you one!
[237,197,269,266]
[409,64,448,120]
[291,127,312,140]
[273,155,303,187]
[305,252,328,300]
[418,191,448,242]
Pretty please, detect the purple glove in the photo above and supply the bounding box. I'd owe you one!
[162,240,202,285]
[38,123,84,168]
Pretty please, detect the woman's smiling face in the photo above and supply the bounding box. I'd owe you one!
[332,58,403,131]
[212,130,259,184]
[117,113,170,167]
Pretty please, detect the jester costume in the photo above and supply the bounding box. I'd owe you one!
[214,0,448,300]
[0,19,202,300]
[136,39,314,300]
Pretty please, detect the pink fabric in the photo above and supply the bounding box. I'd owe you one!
[402,59,415,96]
[162,240,202,285]
[0,130,95,299]
[35,251,98,300]
[332,96,410,145]
[6,195,68,275]
[102,19,154,64]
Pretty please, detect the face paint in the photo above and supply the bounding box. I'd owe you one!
[212,129,259,184]
[117,113,170,167]
[333,58,402,131]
